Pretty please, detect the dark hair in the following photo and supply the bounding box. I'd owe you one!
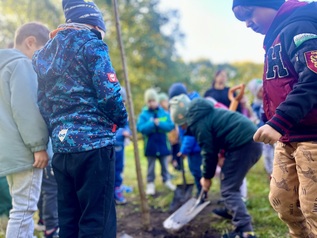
[14,22,50,47]
[211,69,226,88]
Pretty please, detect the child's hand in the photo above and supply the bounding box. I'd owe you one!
[122,131,130,137]
[177,152,186,158]
[33,150,49,168]
[217,155,225,168]
[154,118,159,126]
[253,124,281,145]
[200,178,212,192]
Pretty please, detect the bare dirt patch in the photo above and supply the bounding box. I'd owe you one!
[116,193,224,238]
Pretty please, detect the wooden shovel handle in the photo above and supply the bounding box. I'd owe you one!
[228,84,245,111]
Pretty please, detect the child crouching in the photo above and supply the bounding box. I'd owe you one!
[169,94,262,238]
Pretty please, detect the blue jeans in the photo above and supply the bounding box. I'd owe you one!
[115,145,124,188]
[221,140,262,232]
[6,168,42,238]
[188,153,202,193]
[52,146,116,238]
[147,156,170,183]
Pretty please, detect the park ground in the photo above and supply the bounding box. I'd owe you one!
[0,143,289,238]
[116,143,289,238]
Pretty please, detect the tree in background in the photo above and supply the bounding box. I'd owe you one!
[0,0,62,47]
[0,0,263,114]
[101,0,187,111]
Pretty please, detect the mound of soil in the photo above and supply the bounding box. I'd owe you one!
[116,194,224,238]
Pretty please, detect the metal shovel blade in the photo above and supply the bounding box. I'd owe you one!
[163,197,210,232]
[169,158,194,212]
[169,183,194,212]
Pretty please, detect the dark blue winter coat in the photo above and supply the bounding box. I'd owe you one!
[32,28,127,153]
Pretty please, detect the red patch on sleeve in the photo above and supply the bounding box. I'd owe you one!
[304,50,317,74]
[112,124,117,132]
[107,73,118,83]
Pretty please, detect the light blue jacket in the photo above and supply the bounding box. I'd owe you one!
[0,49,48,176]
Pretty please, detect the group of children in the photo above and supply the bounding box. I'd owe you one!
[1,0,317,238]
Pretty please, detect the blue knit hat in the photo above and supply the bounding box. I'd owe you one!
[62,0,106,32]
[232,0,285,10]
[168,83,187,99]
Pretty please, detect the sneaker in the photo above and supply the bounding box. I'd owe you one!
[164,180,176,191]
[213,207,233,220]
[44,227,59,238]
[34,219,46,231]
[115,187,127,205]
[146,182,155,195]
[121,184,133,193]
[222,231,256,238]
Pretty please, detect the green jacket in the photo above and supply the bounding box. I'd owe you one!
[186,98,257,179]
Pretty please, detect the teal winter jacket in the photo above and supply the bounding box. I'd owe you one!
[137,106,174,157]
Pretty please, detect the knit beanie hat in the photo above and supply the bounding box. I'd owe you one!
[232,0,285,10]
[158,92,168,103]
[169,94,191,125]
[62,0,106,32]
[247,78,263,97]
[144,88,159,103]
[168,83,187,99]
[120,87,127,102]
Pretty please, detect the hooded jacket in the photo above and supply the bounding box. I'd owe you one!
[0,49,48,176]
[33,28,127,153]
[137,106,174,157]
[263,1,317,142]
[186,98,257,179]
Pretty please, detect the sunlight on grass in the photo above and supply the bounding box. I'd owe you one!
[0,216,8,238]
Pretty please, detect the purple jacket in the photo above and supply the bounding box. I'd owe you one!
[263,0,317,142]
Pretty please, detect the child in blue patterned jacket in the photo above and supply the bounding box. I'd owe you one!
[32,0,128,237]
[137,88,176,195]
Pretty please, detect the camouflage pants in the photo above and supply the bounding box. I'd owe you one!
[269,141,317,238]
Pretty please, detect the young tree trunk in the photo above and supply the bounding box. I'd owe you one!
[112,0,151,231]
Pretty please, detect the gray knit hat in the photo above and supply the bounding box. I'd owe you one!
[144,88,159,103]
[169,94,191,125]
[158,92,168,103]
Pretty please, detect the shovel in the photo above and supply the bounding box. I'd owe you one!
[168,158,194,213]
[163,189,210,232]
[228,84,245,111]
